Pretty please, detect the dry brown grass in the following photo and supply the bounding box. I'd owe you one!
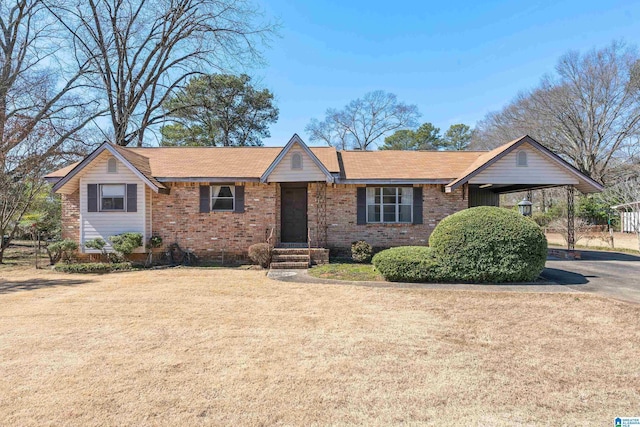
[0,242,40,268]
[0,267,639,426]
[547,231,640,252]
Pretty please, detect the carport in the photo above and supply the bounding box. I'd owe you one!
[445,136,604,249]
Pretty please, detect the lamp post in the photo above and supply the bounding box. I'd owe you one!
[518,197,533,216]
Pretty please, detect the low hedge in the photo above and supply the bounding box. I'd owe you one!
[372,207,547,283]
[429,206,547,282]
[372,246,441,282]
[54,262,133,274]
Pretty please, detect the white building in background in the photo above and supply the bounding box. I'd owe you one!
[612,201,640,233]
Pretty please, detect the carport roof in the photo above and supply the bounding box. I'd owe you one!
[445,135,604,194]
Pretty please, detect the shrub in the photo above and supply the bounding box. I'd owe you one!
[84,238,106,252]
[531,211,554,228]
[248,243,272,268]
[429,206,547,282]
[372,246,441,282]
[147,235,163,249]
[109,232,143,259]
[54,262,132,274]
[84,238,108,261]
[351,240,373,263]
[46,239,79,265]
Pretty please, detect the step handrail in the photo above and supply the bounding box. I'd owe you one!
[307,229,311,267]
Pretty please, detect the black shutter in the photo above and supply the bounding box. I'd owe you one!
[413,186,423,224]
[234,185,245,213]
[356,187,366,225]
[126,184,137,212]
[87,184,98,212]
[199,185,210,213]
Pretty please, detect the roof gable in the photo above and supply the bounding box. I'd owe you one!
[471,142,579,184]
[445,135,604,194]
[51,142,167,194]
[266,142,329,182]
[260,134,334,183]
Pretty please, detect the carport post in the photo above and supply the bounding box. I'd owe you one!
[567,186,575,251]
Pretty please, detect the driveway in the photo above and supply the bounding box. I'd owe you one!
[273,249,640,304]
[543,249,640,304]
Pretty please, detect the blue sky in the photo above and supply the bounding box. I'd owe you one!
[255,0,640,147]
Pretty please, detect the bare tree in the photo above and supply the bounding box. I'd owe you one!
[548,216,591,248]
[305,116,351,150]
[47,0,274,147]
[0,0,101,263]
[472,42,640,183]
[306,91,421,150]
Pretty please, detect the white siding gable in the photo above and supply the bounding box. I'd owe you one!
[267,142,327,182]
[470,143,579,185]
[78,151,146,253]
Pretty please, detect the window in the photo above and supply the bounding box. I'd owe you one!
[107,158,117,173]
[100,184,125,211]
[211,185,235,211]
[291,152,303,170]
[516,150,528,167]
[366,187,412,223]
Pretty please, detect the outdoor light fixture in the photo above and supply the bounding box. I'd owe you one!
[518,197,533,216]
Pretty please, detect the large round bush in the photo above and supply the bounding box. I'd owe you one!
[372,246,440,282]
[429,206,547,282]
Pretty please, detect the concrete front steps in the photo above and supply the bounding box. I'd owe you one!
[270,248,310,269]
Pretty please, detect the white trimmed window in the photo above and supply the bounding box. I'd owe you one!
[211,185,235,211]
[100,184,125,211]
[366,187,412,223]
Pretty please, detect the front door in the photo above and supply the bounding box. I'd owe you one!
[281,186,308,243]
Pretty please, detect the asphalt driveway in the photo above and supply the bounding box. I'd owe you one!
[272,248,640,304]
[543,249,640,304]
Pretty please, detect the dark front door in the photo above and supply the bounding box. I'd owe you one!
[281,186,308,243]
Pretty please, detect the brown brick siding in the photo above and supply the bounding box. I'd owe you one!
[151,182,277,260]
[61,190,80,243]
[61,181,469,261]
[307,183,325,248]
[323,184,468,251]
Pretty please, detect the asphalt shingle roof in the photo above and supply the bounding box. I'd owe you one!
[45,136,602,194]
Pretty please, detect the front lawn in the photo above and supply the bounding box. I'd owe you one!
[1,267,639,425]
[308,262,383,281]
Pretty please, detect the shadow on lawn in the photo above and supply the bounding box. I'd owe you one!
[0,277,94,294]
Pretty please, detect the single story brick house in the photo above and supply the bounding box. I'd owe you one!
[46,134,602,263]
